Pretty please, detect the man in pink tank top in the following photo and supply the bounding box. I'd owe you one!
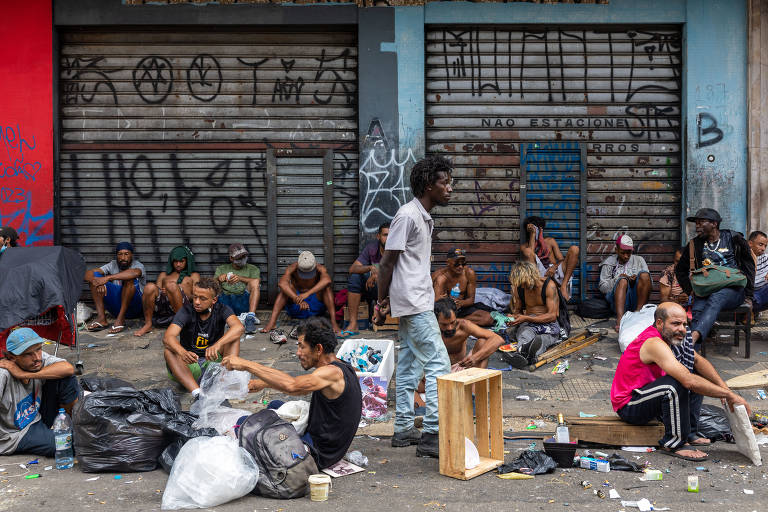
[610,302,750,462]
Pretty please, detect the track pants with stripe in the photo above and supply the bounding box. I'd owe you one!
[616,375,703,449]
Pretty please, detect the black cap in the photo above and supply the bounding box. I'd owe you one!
[447,247,467,259]
[686,208,722,224]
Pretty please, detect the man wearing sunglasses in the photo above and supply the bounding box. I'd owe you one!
[433,248,494,327]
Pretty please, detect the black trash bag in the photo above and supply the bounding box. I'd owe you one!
[73,388,217,473]
[79,374,135,392]
[498,450,557,475]
[158,438,185,473]
[607,453,643,472]
[698,404,734,442]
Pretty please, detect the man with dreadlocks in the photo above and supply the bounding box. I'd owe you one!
[374,155,453,459]
[135,246,200,337]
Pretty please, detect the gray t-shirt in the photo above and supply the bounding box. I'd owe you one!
[0,352,65,454]
[386,198,435,317]
[99,259,147,292]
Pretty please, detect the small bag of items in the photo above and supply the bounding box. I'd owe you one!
[340,343,382,373]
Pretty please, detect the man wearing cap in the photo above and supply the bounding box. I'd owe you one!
[675,208,754,347]
[0,226,19,252]
[261,251,340,335]
[432,248,494,327]
[0,328,80,456]
[135,246,200,337]
[598,234,652,331]
[748,231,768,314]
[346,222,389,333]
[215,243,262,333]
[84,242,146,334]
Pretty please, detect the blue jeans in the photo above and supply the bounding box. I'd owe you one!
[395,310,451,434]
[95,271,143,319]
[691,286,746,340]
[754,285,768,313]
[606,271,650,313]
[218,291,251,315]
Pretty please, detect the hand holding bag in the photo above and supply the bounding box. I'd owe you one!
[688,241,747,297]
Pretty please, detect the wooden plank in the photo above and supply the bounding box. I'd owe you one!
[727,369,768,389]
[475,378,490,458]
[566,416,664,446]
[439,368,502,385]
[438,377,466,479]
[461,458,503,481]
[488,374,504,460]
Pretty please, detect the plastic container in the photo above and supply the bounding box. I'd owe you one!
[337,338,394,392]
[52,408,74,470]
[543,438,578,468]
[308,474,331,502]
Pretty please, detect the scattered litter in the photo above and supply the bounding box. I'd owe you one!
[27,459,38,465]
[579,412,597,418]
[358,420,368,429]
[593,489,606,499]
[594,451,609,458]
[516,395,530,401]
[581,480,592,489]
[24,474,41,479]
[593,356,607,361]
[18,464,25,469]
[622,446,655,453]
[551,360,569,375]
[695,466,708,471]
[758,389,767,400]
[579,457,610,473]
[688,475,699,492]
[366,435,380,441]
[496,472,534,480]
[345,450,368,467]
[643,469,663,481]
[114,475,122,480]
[43,466,52,471]
[744,489,754,494]
[86,477,100,481]
[106,333,118,337]
[621,499,652,511]
[609,489,620,499]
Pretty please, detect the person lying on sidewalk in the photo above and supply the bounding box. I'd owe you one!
[222,316,361,469]
[0,328,81,457]
[611,302,750,462]
[163,277,243,399]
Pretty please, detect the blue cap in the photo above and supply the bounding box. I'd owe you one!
[5,328,45,355]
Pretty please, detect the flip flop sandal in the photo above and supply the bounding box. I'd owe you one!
[659,447,708,462]
[338,330,359,339]
[108,325,125,334]
[86,322,108,332]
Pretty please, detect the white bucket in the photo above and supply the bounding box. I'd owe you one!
[308,473,331,502]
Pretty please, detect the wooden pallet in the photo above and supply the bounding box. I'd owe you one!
[565,416,664,446]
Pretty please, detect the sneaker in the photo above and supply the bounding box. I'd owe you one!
[288,325,299,340]
[391,426,421,447]
[270,329,287,345]
[244,312,258,333]
[416,432,440,458]
[502,352,529,370]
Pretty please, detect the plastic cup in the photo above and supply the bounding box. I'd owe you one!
[308,473,331,502]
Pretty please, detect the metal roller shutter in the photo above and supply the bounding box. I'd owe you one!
[426,26,682,296]
[58,28,358,299]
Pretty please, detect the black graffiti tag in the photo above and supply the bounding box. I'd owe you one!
[186,54,222,102]
[313,49,356,105]
[133,56,173,104]
[237,57,269,105]
[696,113,723,148]
[61,56,120,105]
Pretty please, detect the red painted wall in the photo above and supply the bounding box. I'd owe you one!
[0,2,53,245]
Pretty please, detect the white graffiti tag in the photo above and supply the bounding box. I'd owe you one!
[359,148,415,234]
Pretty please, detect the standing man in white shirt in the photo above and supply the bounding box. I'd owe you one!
[374,155,453,458]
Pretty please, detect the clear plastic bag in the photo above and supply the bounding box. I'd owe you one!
[161,436,260,509]
[189,363,252,434]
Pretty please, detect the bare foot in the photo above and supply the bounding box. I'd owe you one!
[689,436,711,446]
[347,321,359,332]
[134,323,154,337]
[665,447,707,460]
[560,284,571,302]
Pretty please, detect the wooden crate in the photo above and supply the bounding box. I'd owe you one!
[565,416,665,446]
[344,304,369,322]
[372,314,399,332]
[438,368,504,480]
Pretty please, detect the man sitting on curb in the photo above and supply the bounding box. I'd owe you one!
[261,251,340,338]
[223,316,361,469]
[346,222,389,334]
[520,216,580,301]
[215,243,261,334]
[434,297,505,369]
[0,328,80,456]
[135,246,200,337]
[84,241,146,334]
[433,248,494,327]
[611,302,750,462]
[599,234,652,331]
[163,277,243,399]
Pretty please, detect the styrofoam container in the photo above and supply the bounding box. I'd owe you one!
[336,338,395,419]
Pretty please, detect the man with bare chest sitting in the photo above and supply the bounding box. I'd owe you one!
[432,248,494,327]
[262,251,340,336]
[434,298,505,369]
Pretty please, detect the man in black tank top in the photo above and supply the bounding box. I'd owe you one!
[223,316,361,468]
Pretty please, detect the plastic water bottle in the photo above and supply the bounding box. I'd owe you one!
[450,283,461,299]
[53,408,74,469]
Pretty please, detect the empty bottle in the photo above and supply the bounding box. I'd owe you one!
[53,408,74,469]
[450,283,461,299]
[555,413,570,443]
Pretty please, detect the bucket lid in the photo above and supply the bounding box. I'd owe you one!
[308,474,331,484]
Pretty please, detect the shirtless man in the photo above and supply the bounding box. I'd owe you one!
[434,298,505,369]
[262,251,340,335]
[520,216,580,301]
[433,248,494,327]
[504,261,564,369]
[135,246,200,337]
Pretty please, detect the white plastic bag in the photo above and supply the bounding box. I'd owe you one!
[618,304,657,352]
[161,436,260,509]
[275,400,310,435]
[192,405,250,435]
[190,363,252,434]
[725,403,762,466]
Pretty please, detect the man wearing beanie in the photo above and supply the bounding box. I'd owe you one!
[214,243,262,333]
[598,234,652,331]
[135,246,200,337]
[84,241,146,334]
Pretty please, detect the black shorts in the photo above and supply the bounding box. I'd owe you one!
[456,302,493,318]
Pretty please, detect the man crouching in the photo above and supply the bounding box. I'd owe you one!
[222,316,361,469]
[0,328,80,456]
[611,302,750,462]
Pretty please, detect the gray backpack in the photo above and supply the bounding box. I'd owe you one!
[238,409,318,499]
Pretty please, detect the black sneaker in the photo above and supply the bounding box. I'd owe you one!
[416,432,440,458]
[503,352,530,370]
[391,426,421,447]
